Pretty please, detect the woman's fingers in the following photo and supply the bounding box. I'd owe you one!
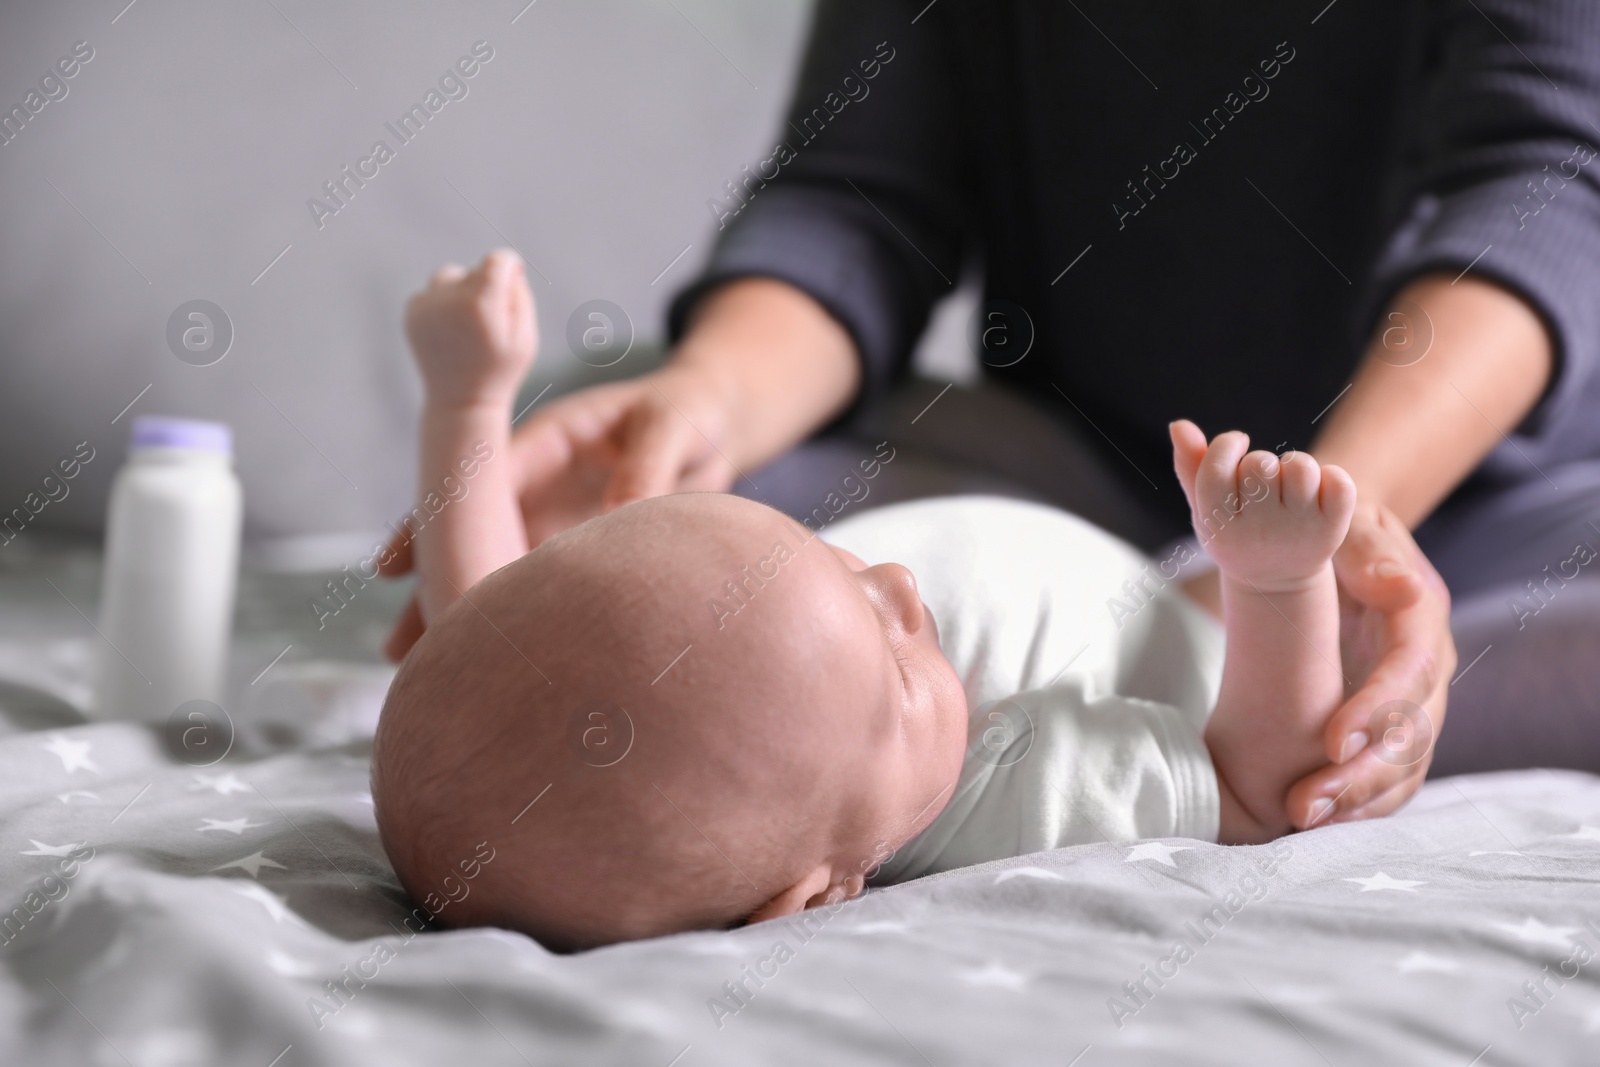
[383,594,425,663]
[1285,502,1455,829]
[601,368,738,509]
[1321,625,1443,765]
[509,402,583,495]
[1333,503,1445,612]
[1326,505,1454,764]
[1326,771,1428,823]
[376,531,413,577]
[678,453,739,494]
[1286,743,1425,829]
[602,396,702,509]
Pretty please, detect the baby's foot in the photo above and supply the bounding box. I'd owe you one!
[1172,420,1355,841]
[405,248,537,411]
[1170,420,1355,591]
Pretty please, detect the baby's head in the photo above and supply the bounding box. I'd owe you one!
[372,494,968,949]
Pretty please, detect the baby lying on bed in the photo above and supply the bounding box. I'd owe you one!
[372,251,1358,950]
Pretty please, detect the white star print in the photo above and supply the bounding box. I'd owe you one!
[56,791,100,804]
[40,734,99,773]
[1395,951,1462,975]
[994,867,1068,885]
[959,961,1029,990]
[212,851,286,878]
[684,938,747,958]
[20,839,86,857]
[265,950,318,978]
[1494,916,1582,951]
[189,772,249,796]
[230,882,302,926]
[1125,842,1191,867]
[1344,872,1426,893]
[1559,825,1600,843]
[197,817,266,835]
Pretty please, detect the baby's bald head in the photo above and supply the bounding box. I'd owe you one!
[373,494,962,949]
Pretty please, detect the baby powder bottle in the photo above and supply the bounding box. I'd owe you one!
[92,416,242,722]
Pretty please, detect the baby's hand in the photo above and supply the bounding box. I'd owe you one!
[405,248,537,410]
[1170,420,1355,592]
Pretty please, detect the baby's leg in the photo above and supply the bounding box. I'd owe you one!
[1170,421,1356,842]
[405,250,536,623]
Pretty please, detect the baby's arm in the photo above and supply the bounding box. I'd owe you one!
[404,250,536,623]
[1170,421,1356,843]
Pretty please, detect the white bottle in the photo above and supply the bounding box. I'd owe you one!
[93,416,242,723]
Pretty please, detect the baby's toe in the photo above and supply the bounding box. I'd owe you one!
[1279,451,1322,509]
[1319,463,1358,524]
[1239,450,1281,506]
[1197,431,1251,505]
[476,250,526,298]
[430,263,468,288]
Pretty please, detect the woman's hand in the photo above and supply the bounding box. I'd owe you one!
[1284,503,1456,828]
[1291,272,1550,829]
[379,277,862,661]
[378,361,742,659]
[511,360,746,541]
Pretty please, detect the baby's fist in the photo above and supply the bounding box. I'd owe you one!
[405,248,537,409]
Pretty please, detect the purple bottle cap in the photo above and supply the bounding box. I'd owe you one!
[129,416,233,455]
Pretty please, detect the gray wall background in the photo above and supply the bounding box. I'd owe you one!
[0,0,979,568]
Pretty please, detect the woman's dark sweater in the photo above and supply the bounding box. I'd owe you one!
[670,0,1600,533]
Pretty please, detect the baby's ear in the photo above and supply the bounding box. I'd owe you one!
[1169,420,1207,507]
[743,864,836,924]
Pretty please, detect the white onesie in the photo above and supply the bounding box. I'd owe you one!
[819,496,1226,883]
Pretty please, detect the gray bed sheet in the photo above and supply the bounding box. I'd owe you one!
[2,543,1598,1066]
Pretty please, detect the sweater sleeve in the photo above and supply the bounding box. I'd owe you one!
[1360,0,1600,456]
[666,0,965,411]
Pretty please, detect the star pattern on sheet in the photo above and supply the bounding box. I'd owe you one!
[994,867,1068,885]
[212,851,286,878]
[1559,825,1600,843]
[41,734,99,773]
[1344,871,1426,893]
[129,1028,210,1067]
[189,772,250,796]
[20,839,86,857]
[1125,842,1190,867]
[231,882,302,925]
[197,817,266,835]
[56,790,99,804]
[1494,916,1583,951]
[959,961,1030,990]
[683,938,747,958]
[843,921,910,936]
[265,949,318,978]
[1395,950,1462,975]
